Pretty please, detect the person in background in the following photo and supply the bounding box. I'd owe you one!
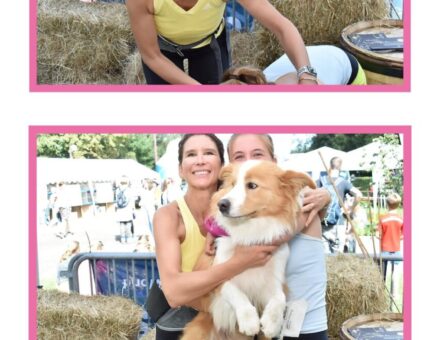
[377,192,403,280]
[161,177,183,205]
[57,239,80,286]
[316,157,362,253]
[53,182,73,239]
[115,176,135,243]
[140,178,158,237]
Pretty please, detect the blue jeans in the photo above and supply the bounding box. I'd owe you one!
[381,251,401,280]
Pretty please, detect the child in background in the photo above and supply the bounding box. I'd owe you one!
[378,193,404,279]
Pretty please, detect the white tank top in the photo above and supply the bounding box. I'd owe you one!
[285,233,328,334]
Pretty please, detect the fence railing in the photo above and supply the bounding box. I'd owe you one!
[65,252,403,311]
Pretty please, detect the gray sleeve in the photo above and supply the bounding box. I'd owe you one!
[345,181,353,196]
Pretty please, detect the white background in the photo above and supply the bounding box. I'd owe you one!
[1,0,439,338]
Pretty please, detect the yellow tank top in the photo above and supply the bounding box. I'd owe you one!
[177,197,206,272]
[154,0,226,47]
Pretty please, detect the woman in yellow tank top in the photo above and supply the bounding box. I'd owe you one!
[126,0,318,85]
[152,134,278,339]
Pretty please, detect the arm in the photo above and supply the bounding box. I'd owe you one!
[238,0,315,84]
[125,0,200,84]
[349,186,363,207]
[153,205,277,308]
[297,212,322,239]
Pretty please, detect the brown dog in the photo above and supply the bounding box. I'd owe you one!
[181,160,315,340]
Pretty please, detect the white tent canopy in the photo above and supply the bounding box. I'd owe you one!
[281,143,403,181]
[281,146,348,178]
[344,142,403,171]
[37,158,160,186]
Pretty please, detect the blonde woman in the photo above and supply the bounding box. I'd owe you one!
[226,134,330,340]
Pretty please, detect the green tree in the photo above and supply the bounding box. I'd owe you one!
[306,134,382,152]
[37,133,181,169]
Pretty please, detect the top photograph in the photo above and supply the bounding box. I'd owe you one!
[31,0,408,92]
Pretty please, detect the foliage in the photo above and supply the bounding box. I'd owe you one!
[351,176,371,194]
[362,134,403,197]
[306,134,382,152]
[37,134,181,169]
[291,135,313,153]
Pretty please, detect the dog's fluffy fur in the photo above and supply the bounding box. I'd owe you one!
[181,160,316,340]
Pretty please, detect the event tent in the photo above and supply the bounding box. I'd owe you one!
[344,142,403,171]
[281,146,348,179]
[37,158,160,186]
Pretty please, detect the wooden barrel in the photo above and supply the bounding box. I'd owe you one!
[339,312,403,339]
[340,20,403,84]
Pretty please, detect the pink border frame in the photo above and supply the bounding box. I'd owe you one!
[29,125,411,339]
[29,1,410,92]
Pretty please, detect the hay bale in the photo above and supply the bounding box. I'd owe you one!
[122,51,145,84]
[37,0,135,84]
[326,255,390,339]
[253,0,391,68]
[38,289,143,339]
[230,31,260,67]
[139,328,156,340]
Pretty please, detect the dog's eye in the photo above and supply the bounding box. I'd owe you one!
[247,182,258,190]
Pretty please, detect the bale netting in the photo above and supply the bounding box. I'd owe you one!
[326,255,390,339]
[253,0,391,68]
[38,289,143,340]
[38,0,136,84]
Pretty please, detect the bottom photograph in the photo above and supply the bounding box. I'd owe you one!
[29,126,410,340]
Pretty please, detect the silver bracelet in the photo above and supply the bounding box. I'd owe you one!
[297,65,317,79]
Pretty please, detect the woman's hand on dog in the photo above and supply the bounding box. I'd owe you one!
[231,244,278,270]
[205,232,217,256]
[301,187,331,226]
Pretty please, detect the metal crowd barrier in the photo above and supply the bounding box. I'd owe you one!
[66,252,158,306]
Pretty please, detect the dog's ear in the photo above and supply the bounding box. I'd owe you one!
[218,164,235,185]
[281,170,316,194]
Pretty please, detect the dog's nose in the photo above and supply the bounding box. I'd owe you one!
[218,199,231,214]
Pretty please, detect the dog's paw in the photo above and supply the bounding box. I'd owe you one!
[236,306,260,336]
[260,303,285,338]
